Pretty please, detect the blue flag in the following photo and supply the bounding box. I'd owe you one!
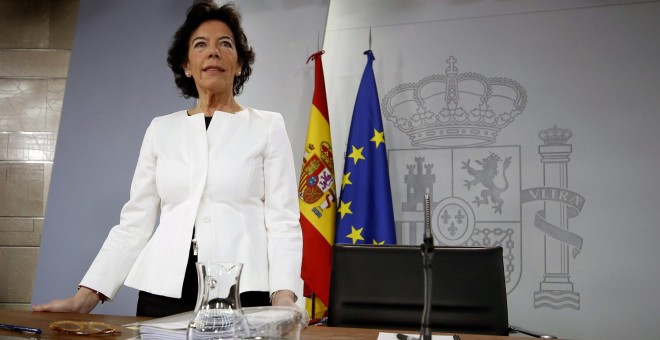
[336,50,396,245]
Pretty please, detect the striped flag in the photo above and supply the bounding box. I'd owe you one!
[336,50,396,245]
[299,51,336,319]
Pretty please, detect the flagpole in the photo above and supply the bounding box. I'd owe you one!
[311,292,316,319]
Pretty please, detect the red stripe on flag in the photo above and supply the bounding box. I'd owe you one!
[312,54,329,123]
[300,213,332,306]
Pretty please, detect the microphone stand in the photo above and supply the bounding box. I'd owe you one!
[420,194,434,340]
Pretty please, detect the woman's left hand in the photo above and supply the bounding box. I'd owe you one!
[271,290,310,326]
[271,290,297,307]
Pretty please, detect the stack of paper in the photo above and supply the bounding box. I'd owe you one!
[124,307,303,340]
[125,311,190,340]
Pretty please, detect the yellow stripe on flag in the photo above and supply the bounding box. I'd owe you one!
[306,295,328,320]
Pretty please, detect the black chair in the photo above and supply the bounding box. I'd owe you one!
[327,244,555,338]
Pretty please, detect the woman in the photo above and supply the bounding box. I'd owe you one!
[33,2,302,317]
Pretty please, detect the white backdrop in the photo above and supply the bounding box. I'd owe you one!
[322,1,660,339]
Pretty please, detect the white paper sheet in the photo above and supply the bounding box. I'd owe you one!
[377,332,455,340]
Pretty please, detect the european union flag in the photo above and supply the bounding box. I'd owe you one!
[336,50,396,245]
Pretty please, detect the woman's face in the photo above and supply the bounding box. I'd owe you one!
[184,20,241,96]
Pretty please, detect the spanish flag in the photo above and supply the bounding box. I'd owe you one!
[299,51,336,319]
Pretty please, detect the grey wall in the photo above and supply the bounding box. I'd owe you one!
[231,0,330,170]
[323,0,660,339]
[32,0,329,316]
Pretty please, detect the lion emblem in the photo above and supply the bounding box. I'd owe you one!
[462,152,512,214]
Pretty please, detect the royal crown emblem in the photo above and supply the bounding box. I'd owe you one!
[381,56,527,147]
[538,124,572,145]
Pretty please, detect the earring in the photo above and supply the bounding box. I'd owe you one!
[185,71,191,77]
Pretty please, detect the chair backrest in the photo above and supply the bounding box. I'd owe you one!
[327,244,509,336]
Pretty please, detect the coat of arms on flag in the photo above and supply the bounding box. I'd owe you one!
[299,141,335,217]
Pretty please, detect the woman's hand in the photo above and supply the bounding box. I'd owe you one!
[270,290,297,308]
[271,290,310,327]
[32,287,101,313]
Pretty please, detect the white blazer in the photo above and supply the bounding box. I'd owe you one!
[80,108,302,299]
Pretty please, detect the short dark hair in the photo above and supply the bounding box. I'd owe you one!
[167,1,255,98]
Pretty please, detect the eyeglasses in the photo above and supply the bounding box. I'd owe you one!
[49,320,121,336]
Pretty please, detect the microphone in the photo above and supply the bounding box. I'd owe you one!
[420,194,433,340]
[423,194,434,253]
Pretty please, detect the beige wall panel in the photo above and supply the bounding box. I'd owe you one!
[0,0,78,311]
[0,0,49,49]
[0,79,48,132]
[0,247,39,303]
[0,163,44,217]
[46,79,65,132]
[0,303,31,311]
[0,218,43,246]
[7,133,56,161]
[0,50,70,78]
[49,0,79,50]
[0,133,8,160]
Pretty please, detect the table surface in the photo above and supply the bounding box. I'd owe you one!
[0,309,524,339]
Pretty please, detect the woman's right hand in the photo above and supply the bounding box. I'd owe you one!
[32,287,101,313]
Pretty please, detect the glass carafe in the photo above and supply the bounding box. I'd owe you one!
[187,262,247,339]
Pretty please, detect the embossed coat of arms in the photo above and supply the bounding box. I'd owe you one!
[382,56,526,293]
